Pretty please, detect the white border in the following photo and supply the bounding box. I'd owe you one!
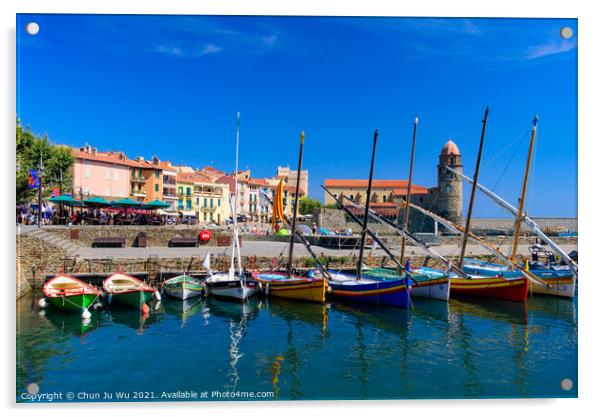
[3,1,600,416]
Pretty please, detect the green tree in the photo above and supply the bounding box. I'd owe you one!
[16,119,75,203]
[299,196,322,215]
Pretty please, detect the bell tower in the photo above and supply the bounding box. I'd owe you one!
[436,140,463,224]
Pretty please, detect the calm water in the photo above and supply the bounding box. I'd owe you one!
[16,292,577,402]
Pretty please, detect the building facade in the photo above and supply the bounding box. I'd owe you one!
[322,140,463,233]
[72,146,131,200]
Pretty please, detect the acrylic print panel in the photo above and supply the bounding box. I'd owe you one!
[16,13,577,402]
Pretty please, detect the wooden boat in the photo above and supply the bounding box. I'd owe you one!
[42,274,101,315]
[252,271,325,303]
[205,113,256,301]
[163,274,204,300]
[363,266,450,301]
[206,272,258,300]
[327,270,411,308]
[103,272,158,309]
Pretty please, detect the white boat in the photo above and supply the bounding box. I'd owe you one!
[163,275,204,300]
[204,113,256,302]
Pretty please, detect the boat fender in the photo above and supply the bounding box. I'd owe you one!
[38,298,48,308]
[258,282,263,291]
[93,301,103,310]
[154,290,162,301]
[38,309,46,317]
[141,303,150,314]
[326,286,333,293]
[265,283,270,295]
[81,309,92,319]
[154,301,161,310]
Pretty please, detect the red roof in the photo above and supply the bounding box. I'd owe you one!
[324,179,428,195]
[72,149,134,167]
[177,172,213,184]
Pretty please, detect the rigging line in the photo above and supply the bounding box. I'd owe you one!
[492,130,529,192]
[482,124,531,168]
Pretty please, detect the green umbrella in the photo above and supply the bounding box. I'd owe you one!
[83,196,111,207]
[49,195,83,207]
[111,198,141,207]
[141,200,171,210]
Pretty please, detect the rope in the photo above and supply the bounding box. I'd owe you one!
[492,131,529,191]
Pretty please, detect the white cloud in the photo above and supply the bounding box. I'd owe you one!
[526,39,577,59]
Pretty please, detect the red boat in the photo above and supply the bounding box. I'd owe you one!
[450,275,528,303]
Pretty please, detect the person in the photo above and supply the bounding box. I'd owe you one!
[312,222,318,235]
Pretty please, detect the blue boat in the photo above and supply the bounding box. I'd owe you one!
[326,270,412,309]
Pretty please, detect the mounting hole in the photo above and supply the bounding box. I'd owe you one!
[25,22,40,36]
[560,27,573,40]
[560,378,573,391]
[27,383,40,395]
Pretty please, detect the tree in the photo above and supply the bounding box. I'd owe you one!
[16,119,75,203]
[299,196,322,215]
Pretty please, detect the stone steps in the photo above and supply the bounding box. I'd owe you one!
[22,228,81,256]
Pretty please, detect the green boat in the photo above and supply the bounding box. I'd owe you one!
[42,274,101,316]
[163,275,204,300]
[103,273,158,309]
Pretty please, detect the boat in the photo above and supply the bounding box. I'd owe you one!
[103,272,159,309]
[253,131,327,303]
[363,266,450,301]
[325,130,412,308]
[163,274,204,300]
[252,271,325,302]
[42,274,101,317]
[450,116,576,299]
[205,113,257,301]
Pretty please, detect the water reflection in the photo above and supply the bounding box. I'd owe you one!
[16,291,578,401]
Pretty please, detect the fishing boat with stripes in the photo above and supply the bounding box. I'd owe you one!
[324,129,412,308]
[41,273,101,319]
[205,113,257,301]
[323,117,451,302]
[443,116,577,298]
[163,274,204,300]
[253,131,326,303]
[103,272,160,310]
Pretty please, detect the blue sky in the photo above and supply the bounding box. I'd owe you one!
[16,14,577,217]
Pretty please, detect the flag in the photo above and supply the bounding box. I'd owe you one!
[51,187,60,197]
[27,170,39,189]
[272,179,285,231]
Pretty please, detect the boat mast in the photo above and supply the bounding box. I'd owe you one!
[400,117,419,269]
[458,106,489,268]
[357,129,379,279]
[286,131,305,278]
[510,115,538,262]
[230,112,242,279]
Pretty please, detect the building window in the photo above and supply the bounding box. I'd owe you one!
[218,199,221,207]
[210,199,214,208]
[84,161,91,178]
[178,186,183,195]
[382,195,387,203]
[155,184,159,192]
[113,170,119,181]
[349,194,354,201]
[155,170,160,179]
[203,212,207,221]
[186,200,192,210]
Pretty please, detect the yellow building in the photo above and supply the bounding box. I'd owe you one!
[177,172,230,224]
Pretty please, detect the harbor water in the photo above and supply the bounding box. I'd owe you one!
[16,292,577,401]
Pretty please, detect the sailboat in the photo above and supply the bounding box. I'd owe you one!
[335,117,451,301]
[252,132,326,303]
[205,113,257,301]
[325,130,412,308]
[444,117,577,298]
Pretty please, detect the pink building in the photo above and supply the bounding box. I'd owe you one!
[72,145,131,200]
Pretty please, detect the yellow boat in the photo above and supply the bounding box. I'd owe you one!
[252,272,325,303]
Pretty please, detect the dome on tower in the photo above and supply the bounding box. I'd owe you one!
[441,140,460,156]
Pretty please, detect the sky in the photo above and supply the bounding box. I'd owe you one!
[16,14,577,217]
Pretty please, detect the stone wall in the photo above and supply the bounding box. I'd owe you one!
[16,235,68,298]
[39,225,229,248]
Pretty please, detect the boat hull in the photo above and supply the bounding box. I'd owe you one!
[205,274,257,301]
[530,277,576,298]
[327,272,411,309]
[109,290,155,309]
[163,276,204,300]
[450,276,528,303]
[363,267,449,301]
[47,293,98,311]
[253,272,325,303]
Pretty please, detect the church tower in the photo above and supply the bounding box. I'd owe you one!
[435,140,463,224]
